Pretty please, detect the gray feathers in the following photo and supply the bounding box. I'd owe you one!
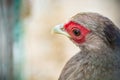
[71,12,120,48]
[59,12,120,80]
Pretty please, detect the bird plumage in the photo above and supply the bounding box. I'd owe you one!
[53,12,120,80]
[71,13,120,48]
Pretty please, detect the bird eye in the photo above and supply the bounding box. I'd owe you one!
[72,29,81,36]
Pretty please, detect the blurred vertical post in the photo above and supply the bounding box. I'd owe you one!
[0,0,22,80]
[0,0,14,80]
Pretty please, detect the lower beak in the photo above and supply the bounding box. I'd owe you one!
[52,24,70,38]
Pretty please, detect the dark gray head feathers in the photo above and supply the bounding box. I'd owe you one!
[71,12,120,48]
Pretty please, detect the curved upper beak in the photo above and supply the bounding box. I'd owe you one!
[52,24,70,38]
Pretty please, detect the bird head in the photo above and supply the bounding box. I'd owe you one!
[52,12,120,47]
[53,21,90,44]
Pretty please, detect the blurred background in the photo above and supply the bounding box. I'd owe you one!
[0,0,120,80]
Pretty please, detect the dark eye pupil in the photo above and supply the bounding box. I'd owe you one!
[72,29,81,36]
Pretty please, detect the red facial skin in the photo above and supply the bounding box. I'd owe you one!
[64,21,91,44]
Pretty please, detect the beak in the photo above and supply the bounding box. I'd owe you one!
[52,24,70,38]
